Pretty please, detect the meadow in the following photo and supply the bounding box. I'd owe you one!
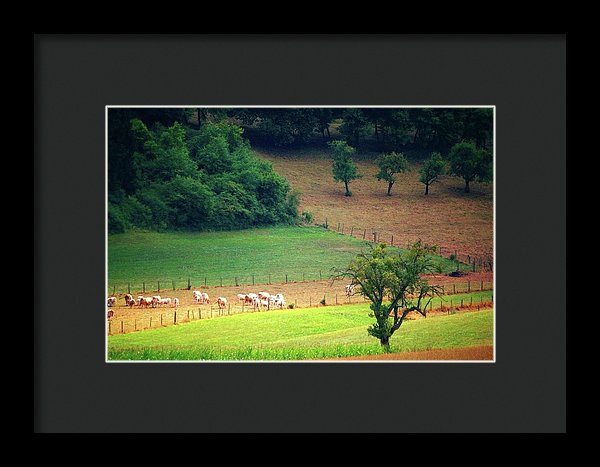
[108,226,464,292]
[108,306,493,361]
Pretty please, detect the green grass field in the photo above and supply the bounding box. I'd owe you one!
[107,301,493,360]
[108,226,464,291]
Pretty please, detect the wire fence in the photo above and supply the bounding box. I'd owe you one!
[107,282,493,335]
[316,217,494,272]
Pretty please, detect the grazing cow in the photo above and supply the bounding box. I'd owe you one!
[172,297,179,308]
[237,294,248,303]
[138,297,153,308]
[345,284,355,296]
[258,292,270,300]
[124,293,133,306]
[160,298,171,306]
[128,298,136,308]
[272,293,286,308]
[107,296,116,307]
[193,290,202,303]
[107,309,114,319]
[260,298,270,309]
[217,297,227,309]
[243,294,254,305]
[200,292,210,304]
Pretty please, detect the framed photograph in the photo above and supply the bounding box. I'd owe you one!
[35,35,565,433]
[105,105,495,363]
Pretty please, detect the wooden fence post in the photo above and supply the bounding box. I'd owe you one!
[252,275,255,285]
[127,283,131,294]
[335,294,338,305]
[319,270,322,280]
[134,319,137,331]
[204,277,207,287]
[481,280,483,290]
[341,223,344,234]
[391,235,394,246]
[337,222,340,232]
[363,229,366,239]
[228,303,231,315]
[460,299,464,307]
[187,278,191,290]
[220,277,223,287]
[143,282,145,293]
[174,311,177,324]
[470,296,473,306]
[468,281,471,292]
[453,284,456,294]
[269,273,271,284]
[172,280,175,291]
[285,274,288,283]
[149,316,152,328]
[187,310,190,321]
[302,272,305,281]
[158,281,160,292]
[309,296,312,306]
[160,314,163,326]
[325,217,328,229]
[120,320,124,334]
[108,321,111,335]
[235,277,239,287]
[113,285,116,295]
[350,227,354,236]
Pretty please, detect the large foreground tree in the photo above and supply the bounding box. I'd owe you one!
[336,242,442,352]
[328,140,361,196]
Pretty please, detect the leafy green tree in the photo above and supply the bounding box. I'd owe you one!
[375,152,409,196]
[328,140,361,196]
[448,141,492,193]
[419,152,446,195]
[336,242,442,352]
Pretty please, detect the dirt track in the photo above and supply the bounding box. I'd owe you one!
[330,345,494,361]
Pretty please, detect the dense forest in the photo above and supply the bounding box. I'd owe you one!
[108,107,493,233]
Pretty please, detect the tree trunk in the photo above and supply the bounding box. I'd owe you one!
[380,336,390,353]
[344,180,350,196]
[387,181,393,196]
[464,179,470,193]
[326,126,330,139]
[425,183,429,195]
[374,123,379,142]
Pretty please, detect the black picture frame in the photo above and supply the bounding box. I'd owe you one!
[34,34,566,433]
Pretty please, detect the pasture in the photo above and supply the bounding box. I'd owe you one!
[108,226,465,293]
[108,307,493,361]
[256,149,493,259]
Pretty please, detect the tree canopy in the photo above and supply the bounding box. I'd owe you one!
[419,152,446,195]
[108,111,298,234]
[336,242,442,351]
[328,140,361,196]
[447,141,493,193]
[375,152,409,196]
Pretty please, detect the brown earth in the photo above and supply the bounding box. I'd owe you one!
[256,149,493,261]
[107,274,493,334]
[330,345,494,361]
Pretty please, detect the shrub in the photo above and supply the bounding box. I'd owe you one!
[301,211,313,224]
[288,303,295,309]
[320,297,326,306]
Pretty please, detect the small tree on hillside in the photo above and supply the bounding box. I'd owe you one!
[448,141,492,193]
[335,242,442,352]
[375,152,409,196]
[328,140,362,196]
[419,152,446,195]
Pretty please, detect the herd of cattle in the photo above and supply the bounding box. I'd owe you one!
[106,284,356,320]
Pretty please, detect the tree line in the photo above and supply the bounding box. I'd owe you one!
[108,109,298,234]
[227,107,493,155]
[329,140,492,196]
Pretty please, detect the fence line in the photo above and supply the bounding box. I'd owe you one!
[107,284,494,335]
[322,217,493,272]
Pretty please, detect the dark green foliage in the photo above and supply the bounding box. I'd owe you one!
[108,111,298,232]
[419,152,446,194]
[447,141,493,193]
[375,152,409,196]
[339,108,371,148]
[301,211,313,224]
[328,140,361,196]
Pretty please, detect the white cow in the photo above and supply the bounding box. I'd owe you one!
[345,284,355,296]
[172,297,179,308]
[217,297,228,309]
[193,290,202,303]
[107,296,116,307]
[199,292,210,304]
